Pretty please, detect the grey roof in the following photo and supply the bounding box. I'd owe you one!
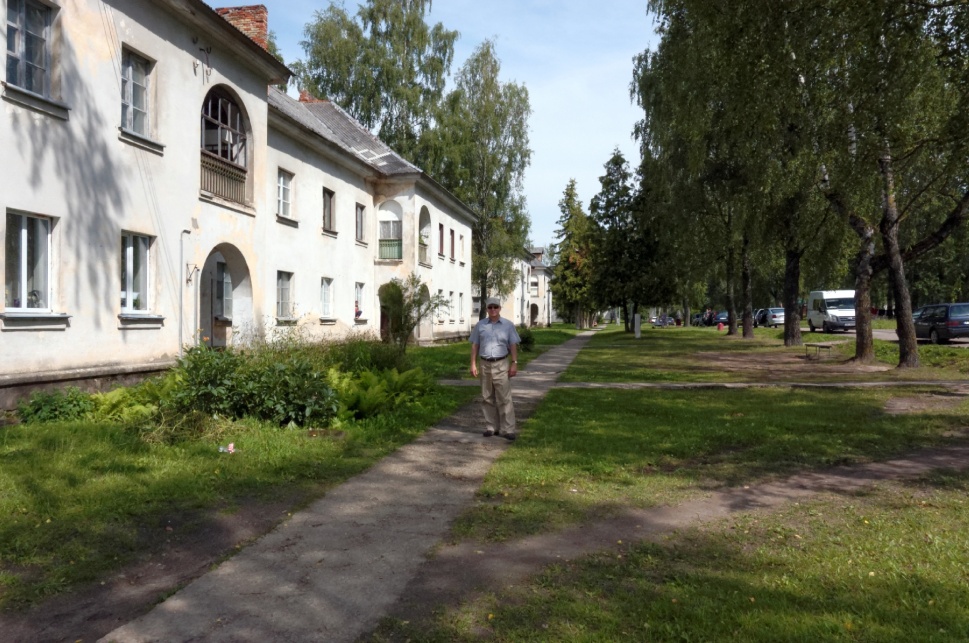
[268,87,419,177]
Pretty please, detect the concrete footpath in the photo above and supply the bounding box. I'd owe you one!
[100,332,596,643]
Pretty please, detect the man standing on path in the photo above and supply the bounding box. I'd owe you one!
[470,297,521,441]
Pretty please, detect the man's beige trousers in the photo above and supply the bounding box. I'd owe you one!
[480,358,516,435]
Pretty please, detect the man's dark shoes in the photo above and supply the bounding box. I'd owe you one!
[483,429,495,437]
[502,433,517,441]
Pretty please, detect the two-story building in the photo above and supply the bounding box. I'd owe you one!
[0,1,474,406]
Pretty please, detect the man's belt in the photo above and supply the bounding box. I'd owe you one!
[481,355,508,362]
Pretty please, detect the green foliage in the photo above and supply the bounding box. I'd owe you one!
[378,273,448,353]
[17,386,94,423]
[235,350,339,427]
[516,324,535,352]
[335,367,432,419]
[295,0,457,160]
[551,179,597,325]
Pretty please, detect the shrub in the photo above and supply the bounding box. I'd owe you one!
[17,386,94,423]
[168,344,244,417]
[517,324,535,352]
[236,349,338,426]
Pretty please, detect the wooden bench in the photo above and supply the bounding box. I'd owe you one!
[804,342,836,359]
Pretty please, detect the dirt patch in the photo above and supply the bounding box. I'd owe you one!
[694,350,891,377]
[884,388,969,415]
[0,494,310,643]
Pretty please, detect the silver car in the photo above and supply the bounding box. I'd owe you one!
[764,307,785,328]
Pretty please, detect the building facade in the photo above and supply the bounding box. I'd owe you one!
[1,1,474,406]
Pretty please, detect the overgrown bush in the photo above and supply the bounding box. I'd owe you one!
[236,349,339,426]
[90,372,179,424]
[168,344,245,417]
[332,367,432,419]
[517,324,535,352]
[17,386,94,423]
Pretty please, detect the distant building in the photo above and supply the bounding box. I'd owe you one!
[0,2,475,407]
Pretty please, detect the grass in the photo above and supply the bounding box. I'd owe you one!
[368,325,969,641]
[0,385,478,609]
[448,386,968,543]
[377,471,969,642]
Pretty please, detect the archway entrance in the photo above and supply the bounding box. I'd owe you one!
[530,303,539,327]
[199,244,252,348]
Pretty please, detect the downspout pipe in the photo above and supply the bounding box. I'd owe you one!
[179,230,191,357]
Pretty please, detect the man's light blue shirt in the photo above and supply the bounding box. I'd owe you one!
[470,317,521,359]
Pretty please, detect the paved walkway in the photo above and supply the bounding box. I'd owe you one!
[100,332,596,643]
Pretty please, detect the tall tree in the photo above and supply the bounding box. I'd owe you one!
[296,0,457,160]
[552,180,598,327]
[423,40,532,312]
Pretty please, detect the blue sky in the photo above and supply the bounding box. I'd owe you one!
[253,0,658,248]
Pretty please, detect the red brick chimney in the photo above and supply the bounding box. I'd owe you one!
[215,5,269,51]
[299,89,326,104]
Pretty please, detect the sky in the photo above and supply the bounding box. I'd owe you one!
[253,0,658,248]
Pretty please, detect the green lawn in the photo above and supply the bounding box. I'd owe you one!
[370,326,969,641]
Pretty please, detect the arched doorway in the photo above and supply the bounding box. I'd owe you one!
[530,303,539,327]
[418,206,431,265]
[198,244,253,348]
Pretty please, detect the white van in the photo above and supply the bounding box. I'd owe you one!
[807,290,856,332]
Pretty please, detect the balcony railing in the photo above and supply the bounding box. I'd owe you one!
[201,152,247,204]
[418,243,430,264]
[379,238,403,260]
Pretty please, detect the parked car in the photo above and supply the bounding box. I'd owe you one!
[714,310,729,325]
[914,303,969,344]
[691,312,704,326]
[764,307,785,328]
[753,308,767,327]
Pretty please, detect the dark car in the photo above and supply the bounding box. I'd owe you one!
[714,310,729,324]
[753,308,766,327]
[914,303,969,344]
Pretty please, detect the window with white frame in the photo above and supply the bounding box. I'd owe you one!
[459,234,465,262]
[320,277,333,317]
[322,188,335,232]
[120,232,150,312]
[355,203,365,242]
[121,49,151,137]
[450,229,455,260]
[459,292,464,321]
[6,0,51,97]
[216,261,232,318]
[449,291,455,321]
[354,282,364,318]
[378,219,402,260]
[4,212,50,310]
[277,169,293,218]
[276,271,293,318]
[530,277,539,296]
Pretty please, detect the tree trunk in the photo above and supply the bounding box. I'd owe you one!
[782,247,803,347]
[878,151,919,367]
[623,301,631,332]
[682,298,691,330]
[741,233,754,338]
[478,275,489,320]
[850,217,876,363]
[725,243,738,335]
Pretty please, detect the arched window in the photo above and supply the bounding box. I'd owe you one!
[200,87,250,203]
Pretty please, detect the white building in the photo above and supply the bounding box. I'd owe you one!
[0,1,475,406]
[527,247,556,326]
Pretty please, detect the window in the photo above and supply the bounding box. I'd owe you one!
[355,203,365,242]
[276,271,293,318]
[216,261,232,318]
[458,293,464,321]
[4,212,50,310]
[120,233,150,312]
[438,223,444,255]
[449,229,455,260]
[200,88,248,203]
[6,0,50,97]
[530,277,539,297]
[201,89,247,166]
[121,49,150,137]
[449,291,455,321]
[354,282,364,319]
[378,220,402,260]
[277,169,293,218]
[320,277,333,317]
[322,188,335,232]
[459,234,465,262]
